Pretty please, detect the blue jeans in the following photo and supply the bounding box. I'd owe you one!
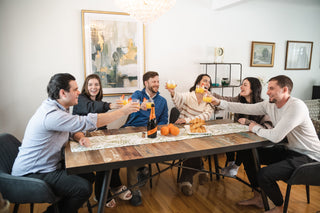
[26,170,94,213]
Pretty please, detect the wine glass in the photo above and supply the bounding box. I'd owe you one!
[196,85,204,93]
[166,80,177,89]
[203,93,213,103]
[146,99,154,109]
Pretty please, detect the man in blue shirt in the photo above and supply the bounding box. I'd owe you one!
[11,73,139,213]
[123,71,168,206]
[123,71,168,127]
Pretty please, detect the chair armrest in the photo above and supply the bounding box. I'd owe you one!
[287,162,320,186]
[0,172,58,203]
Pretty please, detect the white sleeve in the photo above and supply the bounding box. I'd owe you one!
[252,101,307,143]
[219,100,267,115]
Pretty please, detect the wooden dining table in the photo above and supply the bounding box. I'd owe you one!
[65,119,272,213]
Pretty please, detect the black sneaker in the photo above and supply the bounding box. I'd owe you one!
[130,190,142,206]
[137,166,149,186]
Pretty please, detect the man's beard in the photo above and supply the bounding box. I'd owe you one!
[148,86,158,94]
[269,98,276,103]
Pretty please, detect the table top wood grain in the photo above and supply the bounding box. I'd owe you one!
[65,119,272,175]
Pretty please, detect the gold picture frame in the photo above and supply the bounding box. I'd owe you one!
[82,10,145,96]
[285,40,313,70]
[250,41,275,67]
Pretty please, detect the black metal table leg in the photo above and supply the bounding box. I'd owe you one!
[252,148,269,211]
[97,170,112,213]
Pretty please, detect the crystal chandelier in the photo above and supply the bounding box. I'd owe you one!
[115,0,176,24]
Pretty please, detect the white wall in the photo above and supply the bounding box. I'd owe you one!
[1,0,320,140]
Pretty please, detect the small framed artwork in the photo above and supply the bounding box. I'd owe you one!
[250,41,275,67]
[82,10,145,96]
[285,41,313,70]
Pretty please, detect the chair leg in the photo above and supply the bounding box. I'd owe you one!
[148,164,152,188]
[30,203,34,213]
[87,200,93,213]
[213,154,220,180]
[306,185,310,204]
[207,155,213,181]
[156,163,161,173]
[13,204,19,213]
[171,160,175,169]
[53,202,60,213]
[283,184,292,213]
[177,161,182,183]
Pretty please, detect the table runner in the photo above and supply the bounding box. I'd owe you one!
[70,123,249,152]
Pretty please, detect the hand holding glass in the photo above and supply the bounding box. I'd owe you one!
[131,99,140,110]
[196,85,205,93]
[166,80,177,89]
[203,93,213,103]
[146,100,154,109]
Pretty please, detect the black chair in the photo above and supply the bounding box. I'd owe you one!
[283,161,320,213]
[0,133,61,213]
[169,107,180,124]
[0,133,92,213]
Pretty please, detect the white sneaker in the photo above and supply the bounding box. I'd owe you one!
[221,164,239,177]
[227,161,235,167]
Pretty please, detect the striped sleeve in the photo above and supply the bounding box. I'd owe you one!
[184,104,213,123]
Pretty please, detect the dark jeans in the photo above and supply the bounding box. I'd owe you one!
[26,170,94,213]
[240,145,316,206]
[178,157,203,184]
[95,168,122,201]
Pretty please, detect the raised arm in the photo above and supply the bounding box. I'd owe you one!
[96,102,139,128]
[73,94,111,115]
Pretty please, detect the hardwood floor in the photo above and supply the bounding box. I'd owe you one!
[10,154,320,213]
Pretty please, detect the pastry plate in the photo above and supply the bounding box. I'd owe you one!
[184,125,212,135]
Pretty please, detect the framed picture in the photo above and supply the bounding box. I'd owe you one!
[250,41,275,67]
[82,10,145,96]
[285,41,313,70]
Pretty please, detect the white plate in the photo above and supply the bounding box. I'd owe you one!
[184,125,212,135]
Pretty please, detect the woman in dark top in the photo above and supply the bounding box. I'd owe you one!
[212,77,273,176]
[72,74,120,129]
[73,74,131,208]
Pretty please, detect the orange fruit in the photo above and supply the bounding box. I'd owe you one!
[170,126,180,136]
[160,126,170,136]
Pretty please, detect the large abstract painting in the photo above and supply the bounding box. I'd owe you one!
[82,10,145,95]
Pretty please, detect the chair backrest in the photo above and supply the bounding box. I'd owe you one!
[0,133,21,174]
[0,133,60,204]
[169,107,180,124]
[287,161,320,186]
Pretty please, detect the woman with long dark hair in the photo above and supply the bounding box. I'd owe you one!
[167,74,214,124]
[212,77,273,176]
[73,74,132,208]
[166,74,214,196]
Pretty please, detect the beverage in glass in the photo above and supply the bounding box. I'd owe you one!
[203,93,213,103]
[196,85,205,93]
[166,80,177,89]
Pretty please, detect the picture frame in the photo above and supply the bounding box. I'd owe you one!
[82,10,145,96]
[285,41,313,70]
[250,41,275,67]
